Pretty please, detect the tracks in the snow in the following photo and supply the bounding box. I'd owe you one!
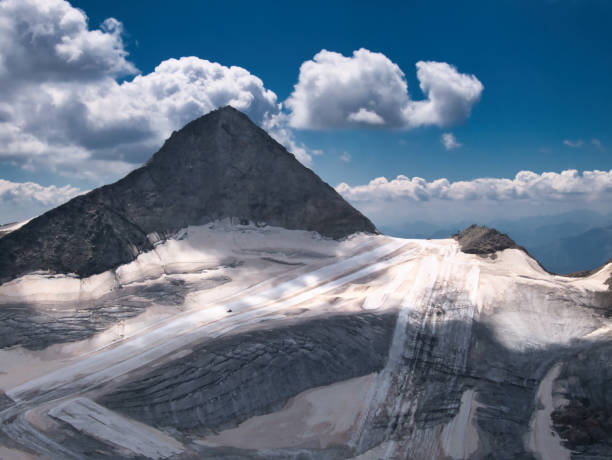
[1,238,424,458]
[351,243,481,458]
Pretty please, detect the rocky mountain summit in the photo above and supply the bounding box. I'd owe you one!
[454,224,522,254]
[0,106,375,283]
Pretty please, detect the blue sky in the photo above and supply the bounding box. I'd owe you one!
[70,0,612,184]
[0,0,611,227]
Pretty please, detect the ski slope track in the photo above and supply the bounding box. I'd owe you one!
[0,223,611,459]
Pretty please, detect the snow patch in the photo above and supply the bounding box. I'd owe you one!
[200,373,377,449]
[48,398,183,459]
[441,389,482,459]
[527,363,571,460]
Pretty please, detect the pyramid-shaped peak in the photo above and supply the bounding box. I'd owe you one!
[152,105,276,165]
[0,107,376,282]
[190,105,251,125]
[194,105,247,124]
[216,104,244,115]
[166,105,253,137]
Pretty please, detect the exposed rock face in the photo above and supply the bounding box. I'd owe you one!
[0,106,375,283]
[552,343,612,457]
[99,313,395,434]
[454,224,521,255]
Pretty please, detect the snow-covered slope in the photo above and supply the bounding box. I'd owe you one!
[0,222,610,459]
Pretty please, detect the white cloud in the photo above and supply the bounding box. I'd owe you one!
[591,138,603,149]
[337,169,612,202]
[0,2,486,194]
[0,55,285,180]
[563,139,584,148]
[336,169,612,227]
[285,48,483,130]
[82,56,282,165]
[403,61,483,127]
[0,0,316,182]
[347,108,385,125]
[340,152,351,163]
[0,0,136,83]
[285,49,408,130]
[441,132,461,150]
[0,179,82,223]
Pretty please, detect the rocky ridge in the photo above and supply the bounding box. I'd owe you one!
[0,106,375,284]
[454,224,522,255]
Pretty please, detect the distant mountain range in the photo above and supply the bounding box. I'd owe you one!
[530,225,612,274]
[381,210,612,274]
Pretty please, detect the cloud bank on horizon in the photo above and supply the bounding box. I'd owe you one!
[4,167,612,228]
[336,169,612,228]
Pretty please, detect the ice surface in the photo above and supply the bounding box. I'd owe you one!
[527,364,571,460]
[49,397,183,459]
[1,223,610,459]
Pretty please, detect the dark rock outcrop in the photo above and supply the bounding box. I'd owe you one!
[0,392,13,411]
[0,107,376,283]
[454,224,521,255]
[552,343,612,457]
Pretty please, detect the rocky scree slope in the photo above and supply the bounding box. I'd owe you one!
[0,106,375,283]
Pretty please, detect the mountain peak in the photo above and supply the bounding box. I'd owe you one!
[0,108,376,283]
[454,224,521,254]
[184,104,247,127]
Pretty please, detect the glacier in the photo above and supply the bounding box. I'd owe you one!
[0,221,610,459]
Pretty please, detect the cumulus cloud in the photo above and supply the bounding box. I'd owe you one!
[441,132,461,150]
[403,61,483,127]
[285,49,483,130]
[81,56,282,166]
[0,0,136,84]
[0,0,316,182]
[347,108,386,125]
[336,169,612,227]
[340,152,351,163]
[563,139,584,148]
[0,179,82,223]
[0,2,485,191]
[285,49,408,130]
